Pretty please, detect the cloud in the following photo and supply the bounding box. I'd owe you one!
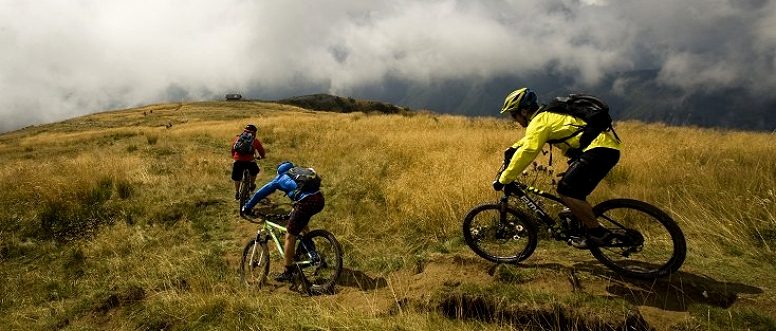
[1,0,774,132]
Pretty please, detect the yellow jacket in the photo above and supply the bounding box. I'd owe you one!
[498,110,622,184]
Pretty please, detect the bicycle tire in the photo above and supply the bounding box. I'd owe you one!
[294,229,343,295]
[239,238,270,288]
[462,203,538,264]
[589,198,687,279]
[238,169,251,216]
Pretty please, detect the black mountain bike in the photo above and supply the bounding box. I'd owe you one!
[463,167,686,279]
[237,168,252,217]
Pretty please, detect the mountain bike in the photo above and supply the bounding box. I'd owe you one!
[237,168,252,217]
[239,212,343,295]
[463,166,686,279]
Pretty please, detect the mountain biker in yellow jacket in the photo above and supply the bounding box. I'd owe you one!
[494,88,622,249]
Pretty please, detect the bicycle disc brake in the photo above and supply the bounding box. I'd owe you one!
[606,228,645,256]
[496,222,525,240]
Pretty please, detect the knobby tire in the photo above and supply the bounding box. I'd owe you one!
[238,169,251,216]
[294,229,344,295]
[589,198,687,279]
[239,238,270,289]
[462,203,539,264]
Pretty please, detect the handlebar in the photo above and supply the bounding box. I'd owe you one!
[242,212,290,224]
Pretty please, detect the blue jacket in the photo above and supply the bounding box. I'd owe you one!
[245,162,318,209]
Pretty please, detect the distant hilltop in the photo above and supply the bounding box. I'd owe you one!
[276,93,412,115]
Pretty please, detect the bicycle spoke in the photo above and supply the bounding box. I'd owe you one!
[293,230,342,295]
[240,239,270,288]
[462,204,537,263]
[590,199,686,279]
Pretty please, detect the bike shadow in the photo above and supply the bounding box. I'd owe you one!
[525,261,765,312]
[336,267,389,291]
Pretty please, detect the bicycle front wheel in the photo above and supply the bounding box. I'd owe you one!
[239,238,270,288]
[462,203,538,264]
[294,229,343,295]
[590,199,687,279]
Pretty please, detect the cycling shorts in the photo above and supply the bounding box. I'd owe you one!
[287,192,325,236]
[556,147,620,200]
[231,161,260,181]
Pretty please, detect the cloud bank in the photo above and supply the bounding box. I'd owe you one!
[1,0,774,132]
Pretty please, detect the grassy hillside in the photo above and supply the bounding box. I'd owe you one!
[0,101,775,330]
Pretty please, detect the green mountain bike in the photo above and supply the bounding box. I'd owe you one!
[463,166,687,279]
[239,212,343,295]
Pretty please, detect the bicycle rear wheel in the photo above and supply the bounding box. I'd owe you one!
[238,169,251,216]
[239,238,270,288]
[294,229,343,294]
[462,203,538,264]
[590,199,686,279]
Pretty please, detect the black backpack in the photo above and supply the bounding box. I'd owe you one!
[286,166,321,196]
[542,94,620,156]
[233,132,255,155]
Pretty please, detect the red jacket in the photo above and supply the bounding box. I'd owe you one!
[231,132,266,161]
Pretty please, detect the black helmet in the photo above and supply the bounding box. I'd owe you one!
[244,124,257,132]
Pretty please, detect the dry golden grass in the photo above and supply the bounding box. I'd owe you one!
[1,101,774,330]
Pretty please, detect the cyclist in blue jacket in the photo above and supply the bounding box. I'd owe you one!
[242,161,325,282]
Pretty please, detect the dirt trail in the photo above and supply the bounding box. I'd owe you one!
[290,252,768,330]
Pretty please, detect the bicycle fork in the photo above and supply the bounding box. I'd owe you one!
[496,195,525,240]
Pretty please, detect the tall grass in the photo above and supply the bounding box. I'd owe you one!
[1,101,774,330]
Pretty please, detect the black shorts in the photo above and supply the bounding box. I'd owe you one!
[287,192,325,236]
[556,147,620,200]
[231,161,260,181]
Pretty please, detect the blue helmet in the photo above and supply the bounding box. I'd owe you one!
[277,161,294,174]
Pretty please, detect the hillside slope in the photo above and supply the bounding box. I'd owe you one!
[0,101,774,330]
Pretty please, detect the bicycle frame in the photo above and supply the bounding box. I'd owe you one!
[256,220,286,254]
[505,181,633,243]
[503,182,564,229]
[252,217,315,269]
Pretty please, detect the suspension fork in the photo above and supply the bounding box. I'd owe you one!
[255,228,271,246]
[496,194,510,238]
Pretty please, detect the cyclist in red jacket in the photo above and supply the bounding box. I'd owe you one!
[231,124,266,200]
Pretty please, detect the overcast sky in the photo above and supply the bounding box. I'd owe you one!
[1,0,774,132]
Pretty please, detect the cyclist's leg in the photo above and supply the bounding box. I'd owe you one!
[231,161,245,198]
[557,148,620,229]
[560,195,597,228]
[248,162,260,190]
[284,193,325,268]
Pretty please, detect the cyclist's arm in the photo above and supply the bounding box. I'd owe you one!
[251,179,281,202]
[499,115,551,184]
[276,175,299,200]
[253,139,266,159]
[230,136,238,158]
